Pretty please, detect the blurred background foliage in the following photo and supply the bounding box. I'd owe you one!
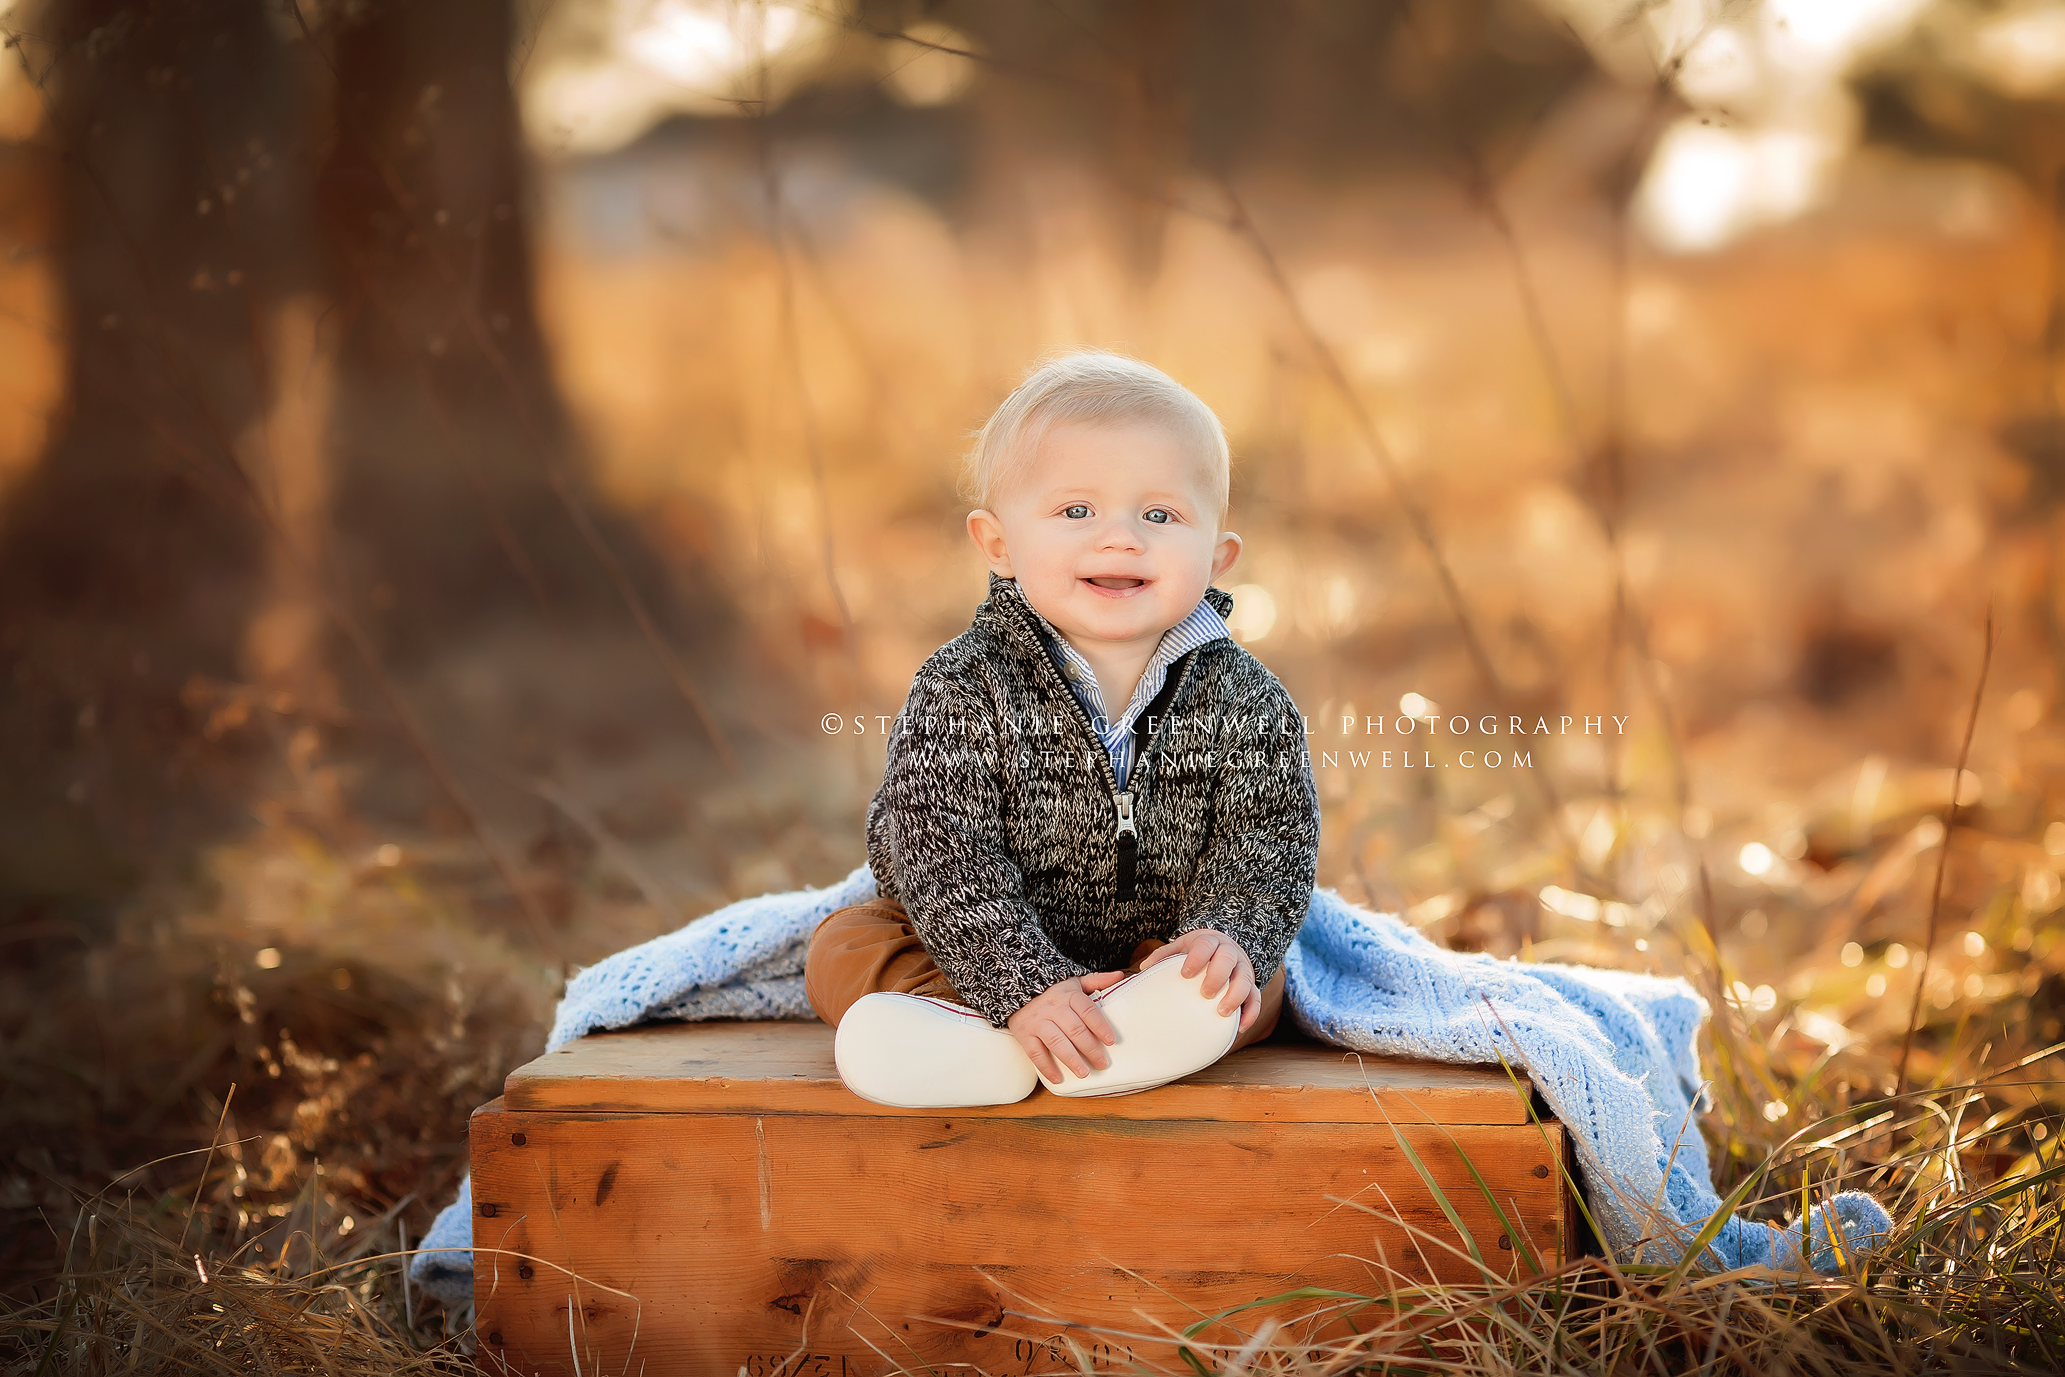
[2,0,2065,1366]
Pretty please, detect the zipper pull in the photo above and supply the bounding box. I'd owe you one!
[1114,789,1137,901]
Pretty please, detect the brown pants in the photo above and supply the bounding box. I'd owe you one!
[803,895,1286,1054]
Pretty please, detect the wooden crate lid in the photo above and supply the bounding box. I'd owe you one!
[502,1022,1535,1125]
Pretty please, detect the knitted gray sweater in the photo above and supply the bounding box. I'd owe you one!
[865,571,1321,1027]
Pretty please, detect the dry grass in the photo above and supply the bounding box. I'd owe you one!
[0,743,2060,1375]
[0,816,555,1371]
[5,1198,468,1374]
[2,10,2062,1371]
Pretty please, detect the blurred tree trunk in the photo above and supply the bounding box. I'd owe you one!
[0,0,730,916]
[0,0,316,913]
[316,0,714,660]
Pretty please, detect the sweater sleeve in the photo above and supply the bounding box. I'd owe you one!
[871,670,1091,1026]
[1171,674,1320,990]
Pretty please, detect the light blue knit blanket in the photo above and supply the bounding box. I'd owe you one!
[410,863,1889,1309]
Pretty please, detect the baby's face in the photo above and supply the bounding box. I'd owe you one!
[968,420,1239,652]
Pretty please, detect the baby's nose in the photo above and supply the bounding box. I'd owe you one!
[1095,517,1147,549]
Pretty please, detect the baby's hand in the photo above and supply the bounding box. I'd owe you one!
[1007,972,1126,1083]
[1141,929,1259,1031]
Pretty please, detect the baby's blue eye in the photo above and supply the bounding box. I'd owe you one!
[1144,508,1172,524]
[1063,503,1090,519]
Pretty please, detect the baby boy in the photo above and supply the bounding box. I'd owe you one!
[803,350,1321,1106]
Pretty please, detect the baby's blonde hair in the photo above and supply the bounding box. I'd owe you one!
[960,349,1230,523]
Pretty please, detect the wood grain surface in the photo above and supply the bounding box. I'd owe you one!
[471,1094,1567,1376]
[502,1022,1534,1124]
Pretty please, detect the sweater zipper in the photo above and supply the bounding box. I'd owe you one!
[1113,788,1137,900]
[989,580,1205,904]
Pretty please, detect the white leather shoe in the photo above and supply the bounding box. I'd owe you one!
[1041,957,1239,1098]
[833,992,1040,1108]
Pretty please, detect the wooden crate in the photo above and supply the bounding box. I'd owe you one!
[470,1022,1569,1376]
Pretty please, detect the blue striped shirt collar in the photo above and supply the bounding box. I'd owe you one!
[1003,580,1231,789]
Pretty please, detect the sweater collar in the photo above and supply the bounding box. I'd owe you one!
[978,569,1234,655]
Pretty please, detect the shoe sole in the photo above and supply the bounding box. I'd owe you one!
[833,992,1040,1108]
[1042,958,1238,1098]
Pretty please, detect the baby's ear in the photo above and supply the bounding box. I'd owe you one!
[1211,529,1242,579]
[966,508,1014,576]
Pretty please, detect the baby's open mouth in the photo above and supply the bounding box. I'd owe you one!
[1084,576,1146,590]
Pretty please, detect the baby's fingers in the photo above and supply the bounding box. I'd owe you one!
[1200,941,1240,999]
[1139,941,1182,970]
[1076,993,1118,1047]
[1051,1013,1109,1076]
[1070,1020,1112,1071]
[1215,965,1250,1014]
[1039,1027,1089,1080]
[1016,1031,1062,1084]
